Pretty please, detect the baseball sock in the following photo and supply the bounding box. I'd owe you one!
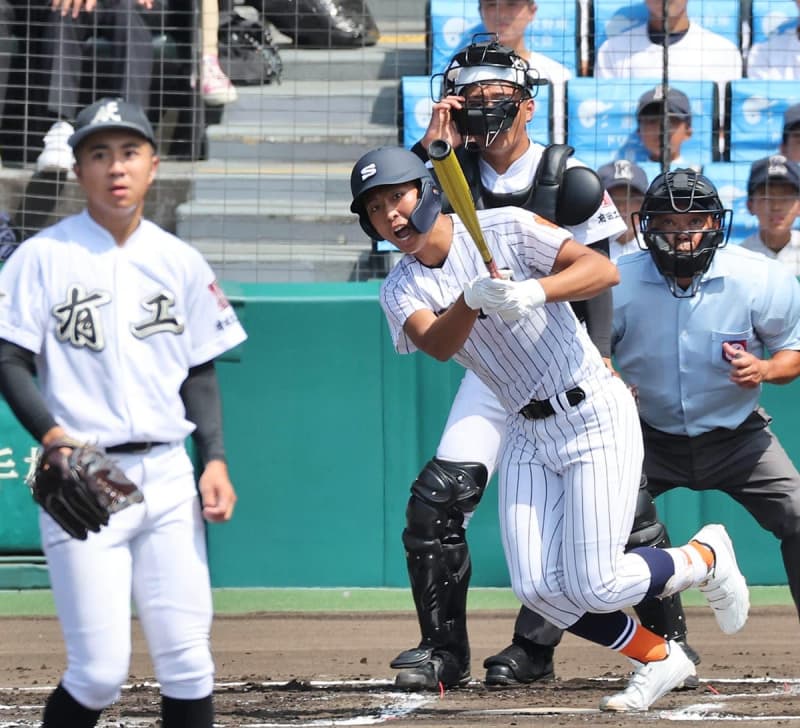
[567,611,668,663]
[41,683,102,728]
[161,694,214,728]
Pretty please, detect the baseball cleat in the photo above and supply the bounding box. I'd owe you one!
[393,651,470,691]
[692,524,750,634]
[483,642,555,687]
[599,640,696,712]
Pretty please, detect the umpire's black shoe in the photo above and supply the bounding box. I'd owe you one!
[483,639,555,687]
[674,639,701,690]
[394,650,471,691]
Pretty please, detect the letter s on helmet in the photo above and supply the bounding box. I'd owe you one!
[633,168,731,297]
[350,147,442,240]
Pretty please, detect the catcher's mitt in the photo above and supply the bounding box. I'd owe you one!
[28,439,144,540]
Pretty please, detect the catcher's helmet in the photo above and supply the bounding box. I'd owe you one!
[437,34,542,148]
[633,168,731,297]
[350,147,442,240]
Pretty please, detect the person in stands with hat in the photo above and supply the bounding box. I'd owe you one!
[615,86,696,169]
[741,154,800,276]
[596,160,651,262]
[780,104,800,164]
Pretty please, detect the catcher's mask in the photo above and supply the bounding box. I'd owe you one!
[633,168,731,298]
[350,147,442,240]
[435,34,542,149]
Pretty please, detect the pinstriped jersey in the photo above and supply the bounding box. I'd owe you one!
[380,206,607,413]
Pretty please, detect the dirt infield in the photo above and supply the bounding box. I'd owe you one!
[0,606,798,726]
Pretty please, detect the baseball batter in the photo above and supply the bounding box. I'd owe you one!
[392,37,698,693]
[0,98,246,728]
[351,145,749,712]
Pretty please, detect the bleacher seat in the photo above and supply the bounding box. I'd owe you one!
[565,78,719,169]
[399,75,552,150]
[750,0,797,44]
[726,79,800,161]
[427,0,580,75]
[702,161,758,245]
[593,0,743,57]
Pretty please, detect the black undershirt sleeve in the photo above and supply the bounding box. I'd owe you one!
[179,360,226,466]
[0,339,57,442]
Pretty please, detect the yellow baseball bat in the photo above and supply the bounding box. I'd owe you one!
[428,139,501,279]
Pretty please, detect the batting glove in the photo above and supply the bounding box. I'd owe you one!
[462,274,515,312]
[496,278,547,322]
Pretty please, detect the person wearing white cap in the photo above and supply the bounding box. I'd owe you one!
[596,160,650,262]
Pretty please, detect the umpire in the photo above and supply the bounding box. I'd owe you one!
[613,168,800,621]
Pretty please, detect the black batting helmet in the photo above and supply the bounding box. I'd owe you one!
[350,147,442,240]
[437,34,542,148]
[633,168,731,297]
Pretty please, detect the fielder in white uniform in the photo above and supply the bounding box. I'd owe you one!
[0,98,246,728]
[740,154,800,276]
[351,145,750,712]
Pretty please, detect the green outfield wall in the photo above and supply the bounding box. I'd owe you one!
[0,281,796,590]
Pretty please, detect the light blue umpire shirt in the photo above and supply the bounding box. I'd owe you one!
[612,246,800,437]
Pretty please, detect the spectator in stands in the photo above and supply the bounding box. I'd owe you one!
[741,154,800,276]
[782,104,800,163]
[596,160,650,261]
[451,0,571,143]
[615,86,695,168]
[34,0,156,174]
[201,0,238,105]
[745,0,800,79]
[594,0,742,90]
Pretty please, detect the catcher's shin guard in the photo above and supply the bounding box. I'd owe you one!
[392,459,487,669]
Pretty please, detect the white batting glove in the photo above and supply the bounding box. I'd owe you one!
[462,274,515,311]
[496,278,547,322]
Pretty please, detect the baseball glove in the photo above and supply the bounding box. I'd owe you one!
[28,439,144,540]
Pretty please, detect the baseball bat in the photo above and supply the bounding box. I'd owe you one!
[427,139,501,279]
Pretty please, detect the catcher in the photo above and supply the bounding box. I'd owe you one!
[0,98,246,728]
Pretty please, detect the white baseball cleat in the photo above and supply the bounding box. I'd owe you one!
[599,640,696,712]
[692,523,750,634]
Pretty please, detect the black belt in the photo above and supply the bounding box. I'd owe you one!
[106,442,167,454]
[519,387,586,420]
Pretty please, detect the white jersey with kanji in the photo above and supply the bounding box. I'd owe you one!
[478,142,627,245]
[380,206,606,412]
[746,25,800,79]
[380,206,648,628]
[740,230,800,275]
[0,210,247,446]
[595,22,743,87]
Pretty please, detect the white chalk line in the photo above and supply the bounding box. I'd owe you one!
[1,677,800,726]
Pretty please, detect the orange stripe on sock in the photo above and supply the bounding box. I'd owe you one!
[689,540,715,570]
[620,624,669,663]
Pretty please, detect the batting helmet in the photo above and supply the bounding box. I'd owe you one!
[350,147,442,240]
[438,35,542,148]
[634,168,731,297]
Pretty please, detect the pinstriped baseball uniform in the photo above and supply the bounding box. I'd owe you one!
[380,206,649,628]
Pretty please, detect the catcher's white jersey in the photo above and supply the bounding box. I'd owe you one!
[380,206,606,412]
[477,142,627,246]
[0,210,246,446]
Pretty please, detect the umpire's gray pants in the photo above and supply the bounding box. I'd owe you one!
[642,408,800,621]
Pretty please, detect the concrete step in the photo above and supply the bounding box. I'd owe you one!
[277,43,427,81]
[205,122,398,162]
[223,80,400,127]
[189,161,352,204]
[190,238,372,283]
[176,198,367,244]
